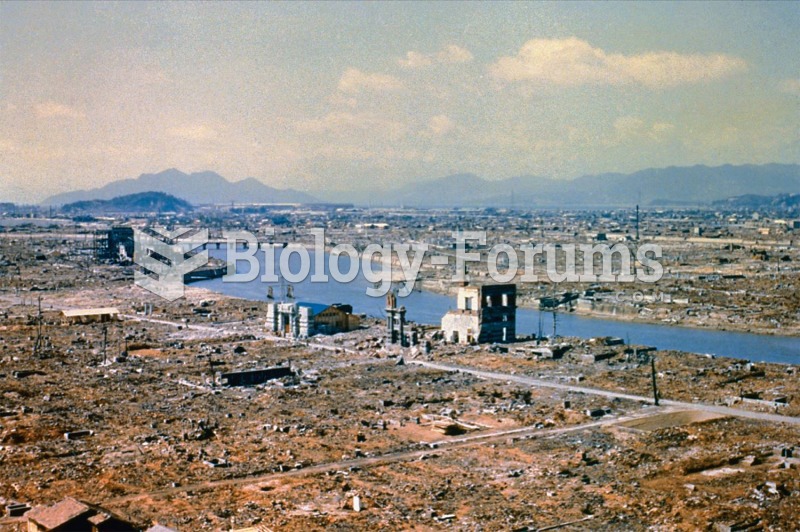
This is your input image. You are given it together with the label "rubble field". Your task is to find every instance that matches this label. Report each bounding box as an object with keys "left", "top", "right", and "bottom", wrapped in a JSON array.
[{"left": 1, "top": 232, "right": 799, "bottom": 530}]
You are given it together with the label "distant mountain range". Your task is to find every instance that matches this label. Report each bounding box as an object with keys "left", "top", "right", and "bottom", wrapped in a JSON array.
[
  {"left": 40, "top": 163, "right": 799, "bottom": 208},
  {"left": 372, "top": 163, "right": 800, "bottom": 207},
  {"left": 43, "top": 169, "right": 317, "bottom": 206},
  {"left": 712, "top": 193, "right": 800, "bottom": 211},
  {"left": 62, "top": 192, "right": 193, "bottom": 213}
]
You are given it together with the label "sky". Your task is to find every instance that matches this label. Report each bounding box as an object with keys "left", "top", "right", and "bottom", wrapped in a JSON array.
[{"left": 0, "top": 1, "right": 798, "bottom": 203}]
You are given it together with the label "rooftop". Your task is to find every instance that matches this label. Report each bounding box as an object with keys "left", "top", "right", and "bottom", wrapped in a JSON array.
[
  {"left": 61, "top": 307, "right": 120, "bottom": 317},
  {"left": 26, "top": 497, "right": 91, "bottom": 529}
]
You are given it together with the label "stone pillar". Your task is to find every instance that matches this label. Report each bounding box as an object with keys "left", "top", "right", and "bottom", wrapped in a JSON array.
[
  {"left": 387, "top": 311, "right": 395, "bottom": 344},
  {"left": 398, "top": 307, "right": 406, "bottom": 347}
]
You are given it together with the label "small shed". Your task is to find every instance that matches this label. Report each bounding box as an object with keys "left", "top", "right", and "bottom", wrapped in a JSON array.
[{"left": 61, "top": 308, "right": 120, "bottom": 324}]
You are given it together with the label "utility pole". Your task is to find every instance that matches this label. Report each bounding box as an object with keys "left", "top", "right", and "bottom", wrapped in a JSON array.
[
  {"left": 102, "top": 324, "right": 108, "bottom": 365},
  {"left": 117, "top": 323, "right": 122, "bottom": 359},
  {"left": 633, "top": 205, "right": 641, "bottom": 278},
  {"left": 551, "top": 284, "right": 558, "bottom": 339},
  {"left": 650, "top": 355, "right": 660, "bottom": 406},
  {"left": 37, "top": 295, "right": 42, "bottom": 344},
  {"left": 552, "top": 307, "right": 557, "bottom": 339},
  {"left": 537, "top": 307, "right": 543, "bottom": 344},
  {"left": 32, "top": 296, "right": 43, "bottom": 358}
]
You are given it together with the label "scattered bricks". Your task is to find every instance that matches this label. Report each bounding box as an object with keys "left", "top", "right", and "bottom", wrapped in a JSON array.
[{"left": 3, "top": 224, "right": 800, "bottom": 531}]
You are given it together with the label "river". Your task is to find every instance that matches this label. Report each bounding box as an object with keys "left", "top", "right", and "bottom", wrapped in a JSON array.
[{"left": 193, "top": 246, "right": 800, "bottom": 365}]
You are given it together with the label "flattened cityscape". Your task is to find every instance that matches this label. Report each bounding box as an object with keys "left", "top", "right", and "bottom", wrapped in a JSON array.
[
  {"left": 0, "top": 193, "right": 799, "bottom": 530},
  {"left": 2, "top": 2, "right": 800, "bottom": 530}
]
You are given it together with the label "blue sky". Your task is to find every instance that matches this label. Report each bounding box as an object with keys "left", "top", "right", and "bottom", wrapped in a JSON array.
[{"left": 1, "top": 1, "right": 798, "bottom": 202}]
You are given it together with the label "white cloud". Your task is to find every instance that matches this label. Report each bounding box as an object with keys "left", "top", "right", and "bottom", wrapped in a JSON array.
[
  {"left": 338, "top": 68, "right": 402, "bottom": 93},
  {"left": 167, "top": 124, "right": 218, "bottom": 141},
  {"left": 294, "top": 111, "right": 412, "bottom": 166},
  {"left": 437, "top": 45, "right": 473, "bottom": 64},
  {"left": 34, "top": 101, "right": 84, "bottom": 119},
  {"left": 613, "top": 116, "right": 646, "bottom": 136},
  {"left": 327, "top": 93, "right": 359, "bottom": 108},
  {"left": 398, "top": 51, "right": 433, "bottom": 69},
  {"left": 296, "top": 111, "right": 407, "bottom": 139},
  {"left": 427, "top": 115, "right": 455, "bottom": 136},
  {"left": 613, "top": 116, "right": 675, "bottom": 143},
  {"left": 398, "top": 45, "right": 473, "bottom": 68},
  {"left": 779, "top": 78, "right": 800, "bottom": 95},
  {"left": 490, "top": 37, "right": 747, "bottom": 88},
  {"left": 651, "top": 122, "right": 675, "bottom": 136}
]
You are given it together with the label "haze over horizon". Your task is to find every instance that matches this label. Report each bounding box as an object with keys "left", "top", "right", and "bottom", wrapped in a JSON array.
[{"left": 1, "top": 1, "right": 799, "bottom": 203}]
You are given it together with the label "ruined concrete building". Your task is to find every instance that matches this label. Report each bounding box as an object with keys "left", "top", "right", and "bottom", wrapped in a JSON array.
[
  {"left": 219, "top": 366, "right": 294, "bottom": 386},
  {"left": 94, "top": 226, "right": 134, "bottom": 262},
  {"left": 265, "top": 301, "right": 359, "bottom": 338},
  {"left": 442, "top": 284, "right": 516, "bottom": 344},
  {"left": 385, "top": 292, "right": 407, "bottom": 346}
]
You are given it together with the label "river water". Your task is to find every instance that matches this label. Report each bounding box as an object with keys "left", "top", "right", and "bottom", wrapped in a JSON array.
[{"left": 193, "top": 246, "right": 800, "bottom": 365}]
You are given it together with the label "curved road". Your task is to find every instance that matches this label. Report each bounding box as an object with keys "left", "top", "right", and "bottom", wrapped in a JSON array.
[
  {"left": 101, "top": 357, "right": 800, "bottom": 508},
  {"left": 104, "top": 408, "right": 665, "bottom": 507},
  {"left": 408, "top": 359, "right": 800, "bottom": 426}
]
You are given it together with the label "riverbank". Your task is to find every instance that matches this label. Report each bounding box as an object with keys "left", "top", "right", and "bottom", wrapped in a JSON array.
[
  {"left": 215, "top": 243, "right": 800, "bottom": 339},
  {"left": 416, "top": 278, "right": 800, "bottom": 338}
]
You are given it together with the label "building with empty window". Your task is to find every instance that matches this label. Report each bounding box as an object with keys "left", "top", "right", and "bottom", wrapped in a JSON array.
[
  {"left": 265, "top": 302, "right": 360, "bottom": 338},
  {"left": 441, "top": 284, "right": 516, "bottom": 344}
]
